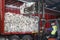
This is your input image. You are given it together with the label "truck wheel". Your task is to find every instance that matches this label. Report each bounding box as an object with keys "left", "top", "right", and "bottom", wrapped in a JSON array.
[
  {"left": 22, "top": 35, "right": 33, "bottom": 40},
  {"left": 9, "top": 35, "right": 20, "bottom": 40}
]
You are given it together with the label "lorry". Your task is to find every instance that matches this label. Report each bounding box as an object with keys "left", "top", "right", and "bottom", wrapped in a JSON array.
[{"left": 0, "top": 0, "right": 60, "bottom": 40}]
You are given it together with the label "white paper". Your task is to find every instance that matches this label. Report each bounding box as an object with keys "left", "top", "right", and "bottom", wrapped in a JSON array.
[{"left": 4, "top": 12, "right": 39, "bottom": 33}]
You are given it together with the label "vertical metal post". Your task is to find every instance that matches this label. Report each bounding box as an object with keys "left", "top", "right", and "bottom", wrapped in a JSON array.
[
  {"left": 35, "top": 1, "right": 45, "bottom": 40},
  {"left": 39, "top": 0, "right": 46, "bottom": 40},
  {"left": 35, "top": 1, "right": 41, "bottom": 40},
  {"left": 41, "top": 0, "right": 45, "bottom": 19}
]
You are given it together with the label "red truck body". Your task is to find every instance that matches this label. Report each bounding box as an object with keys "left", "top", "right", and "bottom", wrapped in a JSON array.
[{"left": 0, "top": 0, "right": 57, "bottom": 35}]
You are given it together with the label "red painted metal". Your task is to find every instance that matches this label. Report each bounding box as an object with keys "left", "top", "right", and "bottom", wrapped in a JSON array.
[
  {"left": 2, "top": 32, "right": 33, "bottom": 35},
  {"left": 48, "top": 38, "right": 56, "bottom": 40},
  {"left": 0, "top": 0, "right": 5, "bottom": 34}
]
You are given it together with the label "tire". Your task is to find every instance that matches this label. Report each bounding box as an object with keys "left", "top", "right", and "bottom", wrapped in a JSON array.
[
  {"left": 22, "top": 35, "right": 33, "bottom": 40},
  {"left": 9, "top": 35, "right": 20, "bottom": 40},
  {"left": 0, "top": 37, "right": 5, "bottom": 40}
]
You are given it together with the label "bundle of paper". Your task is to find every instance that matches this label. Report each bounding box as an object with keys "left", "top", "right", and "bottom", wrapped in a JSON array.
[
  {"left": 20, "top": 2, "right": 36, "bottom": 14},
  {"left": 4, "top": 12, "right": 39, "bottom": 33}
]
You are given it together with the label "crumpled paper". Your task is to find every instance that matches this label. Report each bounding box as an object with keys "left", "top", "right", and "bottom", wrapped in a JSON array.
[
  {"left": 4, "top": 12, "right": 39, "bottom": 33},
  {"left": 20, "top": 2, "right": 36, "bottom": 14}
]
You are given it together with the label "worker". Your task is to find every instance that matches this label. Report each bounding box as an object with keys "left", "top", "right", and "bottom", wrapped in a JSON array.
[{"left": 50, "top": 22, "right": 58, "bottom": 38}]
